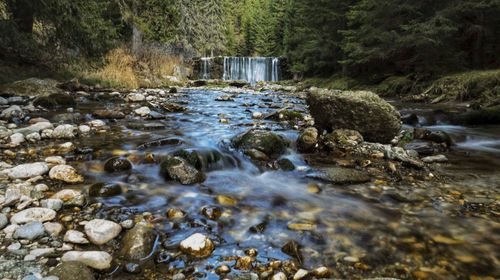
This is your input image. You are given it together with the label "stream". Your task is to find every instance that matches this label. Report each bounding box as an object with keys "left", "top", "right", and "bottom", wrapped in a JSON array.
[{"left": 55, "top": 88, "right": 498, "bottom": 279}]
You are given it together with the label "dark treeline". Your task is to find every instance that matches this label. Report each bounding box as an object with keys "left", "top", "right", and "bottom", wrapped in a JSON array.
[{"left": 1, "top": 0, "right": 499, "bottom": 80}]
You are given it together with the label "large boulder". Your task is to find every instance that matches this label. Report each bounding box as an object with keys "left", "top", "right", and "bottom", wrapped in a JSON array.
[
  {"left": 307, "top": 88, "right": 401, "bottom": 143},
  {"left": 231, "top": 129, "right": 289, "bottom": 158},
  {"left": 0, "top": 78, "right": 62, "bottom": 96}
]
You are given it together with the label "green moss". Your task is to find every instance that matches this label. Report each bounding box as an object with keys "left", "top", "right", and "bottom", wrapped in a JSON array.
[
  {"left": 281, "top": 110, "right": 304, "bottom": 122},
  {"left": 376, "top": 76, "right": 414, "bottom": 97}
]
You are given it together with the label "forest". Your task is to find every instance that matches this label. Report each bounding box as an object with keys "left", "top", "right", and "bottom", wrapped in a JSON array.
[
  {"left": 0, "top": 1, "right": 499, "bottom": 280},
  {"left": 1, "top": 0, "right": 499, "bottom": 81}
]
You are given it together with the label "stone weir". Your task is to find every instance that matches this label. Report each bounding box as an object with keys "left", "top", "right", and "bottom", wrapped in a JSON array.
[{"left": 192, "top": 56, "right": 291, "bottom": 83}]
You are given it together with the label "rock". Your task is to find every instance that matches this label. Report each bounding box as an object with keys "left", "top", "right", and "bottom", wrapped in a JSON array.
[
  {"left": 13, "top": 221, "right": 45, "bottom": 240},
  {"left": 0, "top": 96, "right": 8, "bottom": 105},
  {"left": 422, "top": 154, "right": 448, "bottom": 163},
  {"left": 0, "top": 213, "right": 8, "bottom": 230},
  {"left": 313, "top": 267, "right": 330, "bottom": 278},
  {"left": 50, "top": 189, "right": 85, "bottom": 206},
  {"left": 455, "top": 105, "right": 500, "bottom": 125},
  {"left": 311, "top": 167, "right": 371, "bottom": 184},
  {"left": 0, "top": 78, "right": 62, "bottom": 97},
  {"left": 404, "top": 141, "right": 437, "bottom": 156},
  {"left": 297, "top": 127, "right": 318, "bottom": 153},
  {"left": 277, "top": 158, "right": 295, "bottom": 171},
  {"left": 244, "top": 149, "right": 269, "bottom": 161},
  {"left": 179, "top": 233, "right": 215, "bottom": 258},
  {"left": 33, "top": 93, "right": 75, "bottom": 109},
  {"left": 88, "top": 183, "right": 122, "bottom": 197},
  {"left": 104, "top": 157, "right": 133, "bottom": 173},
  {"left": 49, "top": 165, "right": 84, "bottom": 183},
  {"left": 52, "top": 124, "right": 77, "bottom": 139},
  {"left": 307, "top": 88, "right": 401, "bottom": 143},
  {"left": 45, "top": 156, "right": 66, "bottom": 165},
  {"left": 10, "top": 132, "right": 25, "bottom": 145},
  {"left": 43, "top": 222, "right": 63, "bottom": 236},
  {"left": 120, "top": 222, "right": 155, "bottom": 261},
  {"left": 26, "top": 132, "right": 41, "bottom": 143},
  {"left": 159, "top": 156, "right": 205, "bottom": 185},
  {"left": 272, "top": 272, "right": 287, "bottom": 280},
  {"left": 92, "top": 110, "right": 125, "bottom": 119},
  {"left": 252, "top": 112, "right": 263, "bottom": 119},
  {"left": 64, "top": 230, "right": 89, "bottom": 244},
  {"left": 1, "top": 105, "right": 24, "bottom": 119},
  {"left": 61, "top": 251, "right": 112, "bottom": 270},
  {"left": 50, "top": 261, "right": 95, "bottom": 280},
  {"left": 124, "top": 263, "right": 141, "bottom": 274},
  {"left": 281, "top": 240, "right": 302, "bottom": 263},
  {"left": 215, "top": 95, "right": 234, "bottom": 101},
  {"left": 293, "top": 269, "right": 309, "bottom": 280},
  {"left": 232, "top": 129, "right": 288, "bottom": 158},
  {"left": 402, "top": 113, "right": 419, "bottom": 126},
  {"left": 201, "top": 206, "right": 222, "bottom": 220},
  {"left": 11, "top": 208, "right": 56, "bottom": 224},
  {"left": 5, "top": 162, "right": 49, "bottom": 179},
  {"left": 134, "top": 106, "right": 151, "bottom": 116},
  {"left": 40, "top": 199, "right": 63, "bottom": 211},
  {"left": 84, "top": 219, "right": 121, "bottom": 245},
  {"left": 323, "top": 129, "right": 364, "bottom": 151},
  {"left": 127, "top": 93, "right": 145, "bottom": 102},
  {"left": 161, "top": 102, "right": 186, "bottom": 112},
  {"left": 78, "top": 125, "right": 91, "bottom": 134}
]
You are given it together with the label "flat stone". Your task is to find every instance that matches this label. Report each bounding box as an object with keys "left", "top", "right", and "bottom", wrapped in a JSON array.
[
  {"left": 61, "top": 251, "right": 112, "bottom": 270},
  {"left": 50, "top": 189, "right": 85, "bottom": 206},
  {"left": 6, "top": 163, "right": 49, "bottom": 179},
  {"left": 64, "top": 230, "right": 89, "bottom": 244},
  {"left": 13, "top": 221, "right": 45, "bottom": 240},
  {"left": 84, "top": 219, "right": 122, "bottom": 245},
  {"left": 10, "top": 208, "right": 56, "bottom": 224}
]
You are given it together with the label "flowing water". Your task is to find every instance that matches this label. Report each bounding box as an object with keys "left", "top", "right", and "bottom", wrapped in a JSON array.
[
  {"left": 222, "top": 57, "right": 280, "bottom": 85},
  {"left": 43, "top": 89, "right": 498, "bottom": 279}
]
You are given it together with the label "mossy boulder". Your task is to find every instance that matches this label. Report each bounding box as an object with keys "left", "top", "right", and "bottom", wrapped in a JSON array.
[
  {"left": 307, "top": 88, "right": 401, "bottom": 144},
  {"left": 231, "top": 129, "right": 289, "bottom": 158},
  {"left": 50, "top": 261, "right": 95, "bottom": 280},
  {"left": 0, "top": 78, "right": 63, "bottom": 96},
  {"left": 159, "top": 156, "right": 205, "bottom": 185},
  {"left": 297, "top": 127, "right": 318, "bottom": 153},
  {"left": 33, "top": 93, "right": 75, "bottom": 109}
]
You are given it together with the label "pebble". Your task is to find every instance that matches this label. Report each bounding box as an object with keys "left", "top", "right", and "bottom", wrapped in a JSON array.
[
  {"left": 61, "top": 251, "right": 112, "bottom": 270},
  {"left": 179, "top": 233, "right": 215, "bottom": 258},
  {"left": 52, "top": 124, "right": 77, "bottom": 138},
  {"left": 50, "top": 189, "right": 85, "bottom": 206},
  {"left": 64, "top": 230, "right": 89, "bottom": 244},
  {"left": 49, "top": 165, "right": 84, "bottom": 183},
  {"left": 272, "top": 272, "right": 287, "bottom": 280},
  {"left": 10, "top": 208, "right": 56, "bottom": 224},
  {"left": 0, "top": 213, "right": 8, "bottom": 229},
  {"left": 293, "top": 269, "right": 309, "bottom": 280},
  {"left": 45, "top": 156, "right": 66, "bottom": 165},
  {"left": 40, "top": 199, "right": 63, "bottom": 211},
  {"left": 120, "top": 219, "right": 134, "bottom": 229},
  {"left": 134, "top": 106, "right": 151, "bottom": 116},
  {"left": 43, "top": 222, "right": 63, "bottom": 236},
  {"left": 84, "top": 219, "right": 122, "bottom": 245},
  {"left": 7, "top": 242, "right": 21, "bottom": 251},
  {"left": 13, "top": 221, "right": 45, "bottom": 240},
  {"left": 5, "top": 163, "right": 49, "bottom": 179},
  {"left": 78, "top": 125, "right": 91, "bottom": 134},
  {"left": 127, "top": 93, "right": 145, "bottom": 102}
]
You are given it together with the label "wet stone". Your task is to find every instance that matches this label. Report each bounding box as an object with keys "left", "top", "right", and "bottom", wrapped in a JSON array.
[
  {"left": 159, "top": 156, "right": 205, "bottom": 185},
  {"left": 124, "top": 263, "right": 142, "bottom": 274},
  {"left": 311, "top": 167, "right": 371, "bottom": 184},
  {"left": 201, "top": 206, "right": 222, "bottom": 220},
  {"left": 179, "top": 233, "right": 214, "bottom": 258},
  {"left": 120, "top": 222, "right": 155, "bottom": 261},
  {"left": 104, "top": 157, "right": 133, "bottom": 173},
  {"left": 88, "top": 183, "right": 123, "bottom": 197},
  {"left": 50, "top": 261, "right": 95, "bottom": 280}
]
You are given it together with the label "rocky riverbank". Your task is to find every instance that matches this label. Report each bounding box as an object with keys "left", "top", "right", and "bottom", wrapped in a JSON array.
[{"left": 0, "top": 78, "right": 498, "bottom": 280}]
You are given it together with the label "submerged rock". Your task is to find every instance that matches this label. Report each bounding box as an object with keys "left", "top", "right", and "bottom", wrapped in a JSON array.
[
  {"left": 88, "top": 183, "right": 122, "bottom": 197},
  {"left": 61, "top": 251, "right": 112, "bottom": 270},
  {"left": 50, "top": 261, "right": 95, "bottom": 280},
  {"left": 104, "top": 157, "right": 133, "bottom": 173},
  {"left": 297, "top": 127, "right": 318, "bottom": 153},
  {"left": 232, "top": 129, "right": 288, "bottom": 158},
  {"left": 120, "top": 222, "right": 155, "bottom": 261},
  {"left": 159, "top": 156, "right": 205, "bottom": 185},
  {"left": 307, "top": 88, "right": 401, "bottom": 143},
  {"left": 311, "top": 167, "right": 371, "bottom": 184},
  {"left": 179, "top": 233, "right": 215, "bottom": 258}
]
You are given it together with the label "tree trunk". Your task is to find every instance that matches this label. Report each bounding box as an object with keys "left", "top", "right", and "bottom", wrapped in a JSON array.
[{"left": 131, "top": 0, "right": 142, "bottom": 56}]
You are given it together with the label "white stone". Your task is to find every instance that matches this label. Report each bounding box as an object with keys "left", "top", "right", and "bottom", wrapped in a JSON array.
[
  {"left": 26, "top": 132, "right": 41, "bottom": 143},
  {"left": 134, "top": 106, "right": 151, "bottom": 116},
  {"left": 44, "top": 222, "right": 63, "bottom": 236},
  {"left": 179, "top": 233, "right": 214, "bottom": 258},
  {"left": 127, "top": 93, "right": 145, "bottom": 102},
  {"left": 293, "top": 269, "right": 309, "bottom": 280},
  {"left": 64, "top": 230, "right": 89, "bottom": 244},
  {"left": 41, "top": 129, "right": 53, "bottom": 138},
  {"left": 49, "top": 165, "right": 84, "bottom": 183},
  {"left": 52, "top": 124, "right": 76, "bottom": 139},
  {"left": 5, "top": 162, "right": 49, "bottom": 179},
  {"left": 9, "top": 132, "right": 25, "bottom": 146},
  {"left": 84, "top": 219, "right": 121, "bottom": 245},
  {"left": 78, "top": 125, "right": 91, "bottom": 134},
  {"left": 88, "top": 120, "right": 106, "bottom": 128},
  {"left": 272, "top": 272, "right": 287, "bottom": 280},
  {"left": 61, "top": 251, "right": 112, "bottom": 270},
  {"left": 252, "top": 112, "right": 263, "bottom": 119},
  {"left": 10, "top": 207, "right": 56, "bottom": 224},
  {"left": 40, "top": 199, "right": 63, "bottom": 211},
  {"left": 45, "top": 156, "right": 66, "bottom": 165}
]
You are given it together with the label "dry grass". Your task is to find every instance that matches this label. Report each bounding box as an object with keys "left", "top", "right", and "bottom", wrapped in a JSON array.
[{"left": 85, "top": 46, "right": 186, "bottom": 89}]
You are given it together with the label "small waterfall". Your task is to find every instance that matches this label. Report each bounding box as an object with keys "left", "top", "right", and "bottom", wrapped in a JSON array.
[
  {"left": 223, "top": 57, "right": 280, "bottom": 85},
  {"left": 200, "top": 57, "right": 212, "bottom": 79}
]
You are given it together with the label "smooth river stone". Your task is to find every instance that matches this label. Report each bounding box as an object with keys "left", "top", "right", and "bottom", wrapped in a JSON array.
[
  {"left": 84, "top": 219, "right": 122, "bottom": 245},
  {"left": 10, "top": 208, "right": 56, "bottom": 224},
  {"left": 61, "top": 251, "right": 112, "bottom": 270}
]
